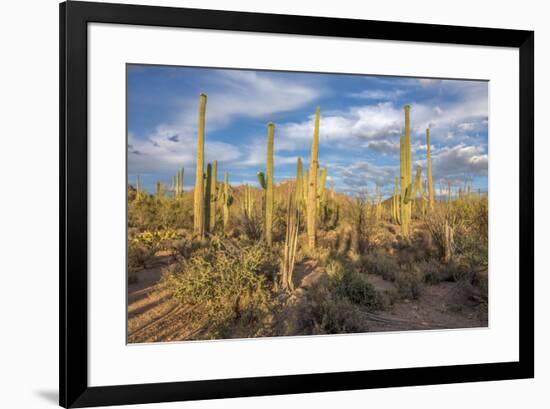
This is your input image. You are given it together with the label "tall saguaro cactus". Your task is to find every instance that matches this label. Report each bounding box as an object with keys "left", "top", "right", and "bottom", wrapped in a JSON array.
[
  {"left": 295, "top": 157, "right": 303, "bottom": 211},
  {"left": 302, "top": 169, "right": 309, "bottom": 206},
  {"left": 242, "top": 184, "right": 254, "bottom": 218},
  {"left": 193, "top": 93, "right": 207, "bottom": 238},
  {"left": 426, "top": 128, "right": 435, "bottom": 210},
  {"left": 221, "top": 172, "right": 233, "bottom": 232},
  {"left": 399, "top": 104, "right": 413, "bottom": 237},
  {"left": 210, "top": 161, "right": 217, "bottom": 230},
  {"left": 265, "top": 122, "right": 275, "bottom": 246},
  {"left": 307, "top": 107, "right": 321, "bottom": 249},
  {"left": 204, "top": 163, "right": 213, "bottom": 233},
  {"left": 392, "top": 176, "right": 401, "bottom": 224}
]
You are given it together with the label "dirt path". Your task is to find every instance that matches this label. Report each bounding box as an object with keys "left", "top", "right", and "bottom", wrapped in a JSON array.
[
  {"left": 292, "top": 259, "right": 325, "bottom": 289},
  {"left": 365, "top": 275, "right": 487, "bottom": 332},
  {"left": 127, "top": 256, "right": 206, "bottom": 343}
]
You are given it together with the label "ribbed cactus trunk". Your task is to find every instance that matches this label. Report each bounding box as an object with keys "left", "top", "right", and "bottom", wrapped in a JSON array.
[
  {"left": 426, "top": 128, "right": 435, "bottom": 210},
  {"left": 210, "top": 161, "right": 217, "bottom": 230},
  {"left": 307, "top": 107, "right": 320, "bottom": 250},
  {"left": 222, "top": 172, "right": 232, "bottom": 232},
  {"left": 136, "top": 175, "right": 141, "bottom": 198},
  {"left": 265, "top": 122, "right": 275, "bottom": 246},
  {"left": 204, "top": 163, "right": 212, "bottom": 233},
  {"left": 393, "top": 176, "right": 401, "bottom": 224},
  {"left": 193, "top": 93, "right": 207, "bottom": 238},
  {"left": 295, "top": 157, "right": 303, "bottom": 210},
  {"left": 400, "top": 104, "right": 412, "bottom": 237},
  {"left": 303, "top": 169, "right": 309, "bottom": 206},
  {"left": 242, "top": 184, "right": 254, "bottom": 218}
]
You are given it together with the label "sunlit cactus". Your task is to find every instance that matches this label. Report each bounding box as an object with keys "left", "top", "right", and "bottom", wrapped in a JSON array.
[
  {"left": 221, "top": 171, "right": 233, "bottom": 232},
  {"left": 204, "top": 163, "right": 213, "bottom": 233},
  {"left": 295, "top": 157, "right": 304, "bottom": 211},
  {"left": 302, "top": 169, "right": 309, "bottom": 206},
  {"left": 307, "top": 107, "right": 320, "bottom": 249},
  {"left": 193, "top": 93, "right": 207, "bottom": 238},
  {"left": 426, "top": 128, "right": 435, "bottom": 210},
  {"left": 210, "top": 161, "right": 217, "bottom": 230},
  {"left": 242, "top": 183, "right": 254, "bottom": 218},
  {"left": 392, "top": 176, "right": 401, "bottom": 224},
  {"left": 399, "top": 104, "right": 421, "bottom": 237},
  {"left": 265, "top": 122, "right": 275, "bottom": 246}
]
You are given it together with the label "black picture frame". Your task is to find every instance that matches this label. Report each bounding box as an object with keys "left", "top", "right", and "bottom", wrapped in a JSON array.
[{"left": 60, "top": 1, "right": 534, "bottom": 407}]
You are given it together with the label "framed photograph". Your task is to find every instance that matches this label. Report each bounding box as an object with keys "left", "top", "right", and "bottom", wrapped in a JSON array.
[{"left": 60, "top": 1, "right": 534, "bottom": 407}]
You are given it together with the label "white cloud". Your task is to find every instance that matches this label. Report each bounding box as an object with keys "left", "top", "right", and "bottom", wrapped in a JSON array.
[
  {"left": 349, "top": 89, "right": 405, "bottom": 100},
  {"left": 432, "top": 143, "right": 488, "bottom": 180}
]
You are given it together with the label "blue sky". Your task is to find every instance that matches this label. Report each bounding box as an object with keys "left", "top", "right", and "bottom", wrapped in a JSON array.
[{"left": 127, "top": 64, "right": 488, "bottom": 197}]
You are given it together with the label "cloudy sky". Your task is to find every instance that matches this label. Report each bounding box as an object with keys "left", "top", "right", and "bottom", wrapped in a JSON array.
[{"left": 127, "top": 64, "right": 488, "bottom": 197}]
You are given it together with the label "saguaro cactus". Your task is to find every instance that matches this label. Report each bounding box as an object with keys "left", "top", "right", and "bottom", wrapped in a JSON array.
[
  {"left": 392, "top": 176, "right": 401, "bottom": 224},
  {"left": 307, "top": 107, "right": 321, "bottom": 249},
  {"left": 426, "top": 128, "right": 435, "bottom": 210},
  {"left": 193, "top": 93, "right": 207, "bottom": 238},
  {"left": 204, "top": 163, "right": 213, "bottom": 233},
  {"left": 210, "top": 161, "right": 217, "bottom": 230},
  {"left": 221, "top": 172, "right": 233, "bottom": 231},
  {"left": 399, "top": 105, "right": 414, "bottom": 237},
  {"left": 242, "top": 184, "right": 254, "bottom": 218},
  {"left": 135, "top": 175, "right": 141, "bottom": 199},
  {"left": 265, "top": 122, "right": 275, "bottom": 246},
  {"left": 281, "top": 186, "right": 299, "bottom": 291},
  {"left": 295, "top": 157, "right": 303, "bottom": 211},
  {"left": 302, "top": 169, "right": 309, "bottom": 206}
]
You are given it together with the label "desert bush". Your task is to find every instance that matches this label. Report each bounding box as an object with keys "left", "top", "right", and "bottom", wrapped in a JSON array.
[
  {"left": 394, "top": 269, "right": 423, "bottom": 300},
  {"left": 325, "top": 257, "right": 346, "bottom": 282},
  {"left": 339, "top": 270, "right": 381, "bottom": 310},
  {"left": 238, "top": 212, "right": 263, "bottom": 241},
  {"left": 165, "top": 239, "right": 278, "bottom": 333},
  {"left": 128, "top": 241, "right": 153, "bottom": 273},
  {"left": 290, "top": 278, "right": 369, "bottom": 335},
  {"left": 416, "top": 258, "right": 452, "bottom": 284},
  {"left": 360, "top": 248, "right": 400, "bottom": 281}
]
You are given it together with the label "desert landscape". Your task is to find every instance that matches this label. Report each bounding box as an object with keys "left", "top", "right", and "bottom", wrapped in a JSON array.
[{"left": 127, "top": 77, "right": 488, "bottom": 342}]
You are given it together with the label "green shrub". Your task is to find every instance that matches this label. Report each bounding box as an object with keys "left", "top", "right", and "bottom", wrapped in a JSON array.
[
  {"left": 394, "top": 269, "right": 423, "bottom": 300},
  {"left": 325, "top": 257, "right": 345, "bottom": 282},
  {"left": 291, "top": 279, "right": 369, "bottom": 335},
  {"left": 360, "top": 249, "right": 400, "bottom": 281},
  {"left": 339, "top": 270, "right": 381, "bottom": 310},
  {"left": 128, "top": 241, "right": 153, "bottom": 272},
  {"left": 165, "top": 239, "right": 277, "bottom": 333},
  {"left": 416, "top": 258, "right": 454, "bottom": 284}
]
